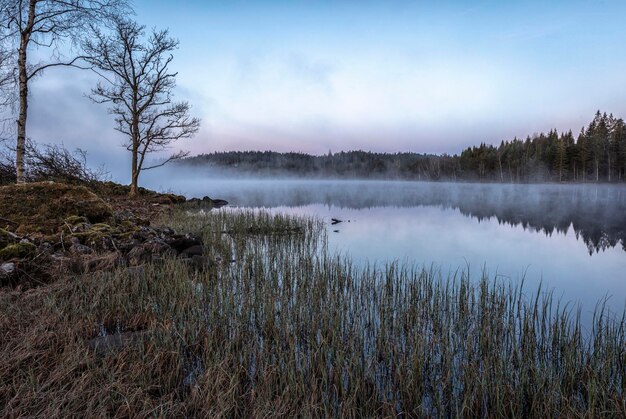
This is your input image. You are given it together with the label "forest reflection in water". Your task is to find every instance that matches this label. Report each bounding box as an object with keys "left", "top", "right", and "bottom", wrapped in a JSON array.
[{"left": 166, "top": 179, "right": 626, "bottom": 255}]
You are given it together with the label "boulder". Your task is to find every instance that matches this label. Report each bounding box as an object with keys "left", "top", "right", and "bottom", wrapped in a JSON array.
[
  {"left": 187, "top": 196, "right": 228, "bottom": 207},
  {"left": 0, "top": 262, "right": 15, "bottom": 277},
  {"left": 168, "top": 236, "right": 202, "bottom": 253}
]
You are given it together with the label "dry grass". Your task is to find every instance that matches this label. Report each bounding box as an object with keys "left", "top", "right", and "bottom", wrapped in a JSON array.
[{"left": 0, "top": 208, "right": 624, "bottom": 417}]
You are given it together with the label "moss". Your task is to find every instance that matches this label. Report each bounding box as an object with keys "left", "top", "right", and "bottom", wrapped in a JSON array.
[
  {"left": 0, "top": 228, "right": 16, "bottom": 249},
  {"left": 120, "top": 220, "right": 141, "bottom": 232},
  {"left": 90, "top": 223, "right": 118, "bottom": 233},
  {"left": 0, "top": 242, "right": 36, "bottom": 260},
  {"left": 68, "top": 223, "right": 123, "bottom": 249},
  {"left": 0, "top": 182, "right": 112, "bottom": 234},
  {"left": 65, "top": 215, "right": 90, "bottom": 226}
]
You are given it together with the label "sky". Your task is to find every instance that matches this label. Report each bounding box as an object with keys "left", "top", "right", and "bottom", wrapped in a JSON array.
[{"left": 21, "top": 0, "right": 626, "bottom": 179}]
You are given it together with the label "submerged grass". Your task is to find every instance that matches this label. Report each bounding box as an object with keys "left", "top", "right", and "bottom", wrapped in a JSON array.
[{"left": 1, "top": 208, "right": 624, "bottom": 417}]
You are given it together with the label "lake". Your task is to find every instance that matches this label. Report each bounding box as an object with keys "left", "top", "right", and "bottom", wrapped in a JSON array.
[{"left": 146, "top": 177, "right": 626, "bottom": 320}]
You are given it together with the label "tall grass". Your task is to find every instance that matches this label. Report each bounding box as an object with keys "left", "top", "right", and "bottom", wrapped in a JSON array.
[{"left": 1, "top": 208, "right": 624, "bottom": 417}]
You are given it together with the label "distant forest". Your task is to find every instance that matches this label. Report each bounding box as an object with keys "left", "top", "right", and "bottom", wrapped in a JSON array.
[{"left": 181, "top": 111, "right": 626, "bottom": 182}]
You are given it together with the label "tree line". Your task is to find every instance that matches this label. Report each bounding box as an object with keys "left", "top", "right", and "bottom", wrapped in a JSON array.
[
  {"left": 182, "top": 111, "right": 626, "bottom": 183},
  {"left": 461, "top": 111, "right": 626, "bottom": 182}
]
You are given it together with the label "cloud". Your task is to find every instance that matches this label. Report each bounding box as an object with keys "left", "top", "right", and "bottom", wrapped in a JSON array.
[{"left": 10, "top": 0, "right": 626, "bottom": 178}]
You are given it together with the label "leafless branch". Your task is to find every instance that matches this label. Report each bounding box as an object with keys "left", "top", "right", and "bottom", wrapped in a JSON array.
[
  {"left": 142, "top": 150, "right": 190, "bottom": 171},
  {"left": 84, "top": 18, "right": 200, "bottom": 194}
]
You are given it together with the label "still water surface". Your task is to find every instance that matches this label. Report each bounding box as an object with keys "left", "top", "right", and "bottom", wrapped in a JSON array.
[{"left": 148, "top": 178, "right": 626, "bottom": 317}]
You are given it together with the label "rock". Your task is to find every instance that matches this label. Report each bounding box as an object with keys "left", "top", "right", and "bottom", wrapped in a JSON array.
[
  {"left": 37, "top": 242, "right": 54, "bottom": 254},
  {"left": 188, "top": 196, "right": 228, "bottom": 207},
  {"left": 158, "top": 226, "right": 176, "bottom": 237},
  {"left": 180, "top": 245, "right": 203, "bottom": 258},
  {"left": 168, "top": 236, "right": 202, "bottom": 253},
  {"left": 0, "top": 262, "right": 15, "bottom": 277},
  {"left": 211, "top": 199, "right": 228, "bottom": 207},
  {"left": 50, "top": 252, "right": 71, "bottom": 263},
  {"left": 70, "top": 243, "right": 93, "bottom": 255}
]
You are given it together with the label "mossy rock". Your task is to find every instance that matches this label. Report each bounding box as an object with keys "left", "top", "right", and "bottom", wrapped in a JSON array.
[
  {"left": 0, "top": 242, "right": 36, "bottom": 260},
  {"left": 68, "top": 223, "right": 122, "bottom": 249},
  {"left": 0, "top": 182, "right": 112, "bottom": 234},
  {"left": 0, "top": 228, "right": 16, "bottom": 249}
]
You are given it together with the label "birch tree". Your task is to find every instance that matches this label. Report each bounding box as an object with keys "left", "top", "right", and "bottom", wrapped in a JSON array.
[{"left": 83, "top": 19, "right": 200, "bottom": 196}]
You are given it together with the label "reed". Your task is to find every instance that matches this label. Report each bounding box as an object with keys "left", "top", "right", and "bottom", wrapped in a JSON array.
[{"left": 1, "top": 208, "right": 624, "bottom": 417}]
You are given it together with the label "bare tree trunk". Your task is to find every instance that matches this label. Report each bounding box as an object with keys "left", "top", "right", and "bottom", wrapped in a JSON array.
[
  {"left": 130, "top": 145, "right": 139, "bottom": 196},
  {"left": 16, "top": 44, "right": 28, "bottom": 184},
  {"left": 129, "top": 111, "right": 140, "bottom": 196},
  {"left": 15, "top": 0, "right": 36, "bottom": 184}
]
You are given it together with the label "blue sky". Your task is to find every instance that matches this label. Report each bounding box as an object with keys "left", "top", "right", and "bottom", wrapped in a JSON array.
[{"left": 26, "top": 0, "right": 626, "bottom": 175}]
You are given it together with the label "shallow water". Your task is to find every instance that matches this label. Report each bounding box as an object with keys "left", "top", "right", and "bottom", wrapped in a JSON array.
[{"left": 147, "top": 177, "right": 626, "bottom": 317}]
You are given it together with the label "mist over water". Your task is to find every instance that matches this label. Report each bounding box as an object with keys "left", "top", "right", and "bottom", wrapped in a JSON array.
[{"left": 144, "top": 172, "right": 626, "bottom": 321}]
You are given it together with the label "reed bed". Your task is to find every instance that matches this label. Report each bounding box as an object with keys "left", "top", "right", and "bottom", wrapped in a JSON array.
[{"left": 1, "top": 209, "right": 624, "bottom": 417}]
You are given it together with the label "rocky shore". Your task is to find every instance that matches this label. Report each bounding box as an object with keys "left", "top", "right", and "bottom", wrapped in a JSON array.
[{"left": 0, "top": 181, "right": 226, "bottom": 288}]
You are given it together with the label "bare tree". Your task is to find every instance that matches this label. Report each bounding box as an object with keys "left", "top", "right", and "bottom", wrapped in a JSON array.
[
  {"left": 0, "top": 0, "right": 129, "bottom": 184},
  {"left": 83, "top": 19, "right": 200, "bottom": 196}
]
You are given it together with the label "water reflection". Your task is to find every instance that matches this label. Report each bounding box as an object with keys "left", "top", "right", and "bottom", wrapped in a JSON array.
[{"left": 169, "top": 180, "right": 626, "bottom": 254}]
